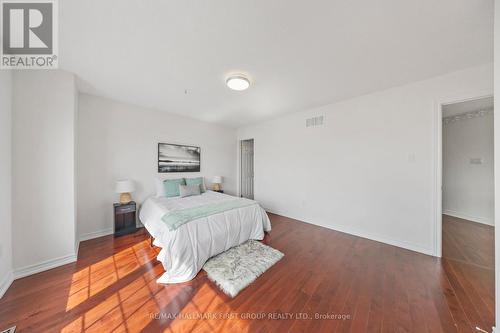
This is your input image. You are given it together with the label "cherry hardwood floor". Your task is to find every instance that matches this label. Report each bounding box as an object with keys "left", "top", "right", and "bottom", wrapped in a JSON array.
[
  {"left": 442, "top": 214, "right": 494, "bottom": 270},
  {"left": 0, "top": 213, "right": 495, "bottom": 332}
]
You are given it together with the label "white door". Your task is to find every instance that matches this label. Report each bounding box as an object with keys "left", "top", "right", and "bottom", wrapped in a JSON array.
[{"left": 240, "top": 139, "right": 254, "bottom": 199}]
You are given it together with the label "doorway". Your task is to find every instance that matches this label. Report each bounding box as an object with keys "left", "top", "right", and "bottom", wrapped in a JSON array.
[
  {"left": 240, "top": 139, "right": 254, "bottom": 199},
  {"left": 440, "top": 96, "right": 494, "bottom": 330}
]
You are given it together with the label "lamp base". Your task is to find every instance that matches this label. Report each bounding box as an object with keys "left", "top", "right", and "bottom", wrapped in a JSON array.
[
  {"left": 213, "top": 184, "right": 221, "bottom": 191},
  {"left": 120, "top": 193, "right": 132, "bottom": 204}
]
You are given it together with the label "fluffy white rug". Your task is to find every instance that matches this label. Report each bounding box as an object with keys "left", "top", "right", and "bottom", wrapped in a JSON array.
[{"left": 203, "top": 240, "right": 284, "bottom": 297}]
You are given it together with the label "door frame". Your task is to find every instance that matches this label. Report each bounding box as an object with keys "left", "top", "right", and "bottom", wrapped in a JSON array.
[
  {"left": 238, "top": 138, "right": 255, "bottom": 198},
  {"left": 433, "top": 90, "right": 493, "bottom": 258}
]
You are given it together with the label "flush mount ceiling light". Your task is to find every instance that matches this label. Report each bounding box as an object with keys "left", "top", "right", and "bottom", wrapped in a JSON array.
[{"left": 226, "top": 75, "right": 250, "bottom": 91}]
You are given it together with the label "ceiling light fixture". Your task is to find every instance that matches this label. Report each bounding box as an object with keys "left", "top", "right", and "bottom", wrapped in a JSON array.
[{"left": 226, "top": 75, "right": 250, "bottom": 91}]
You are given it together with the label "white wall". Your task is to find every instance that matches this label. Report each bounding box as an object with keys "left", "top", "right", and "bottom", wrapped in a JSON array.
[
  {"left": 0, "top": 71, "right": 12, "bottom": 298},
  {"left": 77, "top": 94, "right": 237, "bottom": 240},
  {"left": 238, "top": 63, "right": 493, "bottom": 256},
  {"left": 443, "top": 111, "right": 494, "bottom": 225},
  {"left": 12, "top": 71, "right": 78, "bottom": 276}
]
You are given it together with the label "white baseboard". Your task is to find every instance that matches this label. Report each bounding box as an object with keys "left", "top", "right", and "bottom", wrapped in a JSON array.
[
  {"left": 2, "top": 228, "right": 110, "bottom": 295},
  {"left": 443, "top": 210, "right": 494, "bottom": 226},
  {"left": 0, "top": 271, "right": 13, "bottom": 299},
  {"left": 13, "top": 253, "right": 77, "bottom": 280},
  {"left": 266, "top": 210, "right": 435, "bottom": 257},
  {"left": 2, "top": 228, "right": 120, "bottom": 296},
  {"left": 79, "top": 228, "right": 114, "bottom": 242}
]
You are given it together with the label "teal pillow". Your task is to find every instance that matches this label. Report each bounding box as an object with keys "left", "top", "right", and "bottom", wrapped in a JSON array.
[
  {"left": 185, "top": 177, "right": 206, "bottom": 193},
  {"left": 164, "top": 178, "right": 186, "bottom": 197}
]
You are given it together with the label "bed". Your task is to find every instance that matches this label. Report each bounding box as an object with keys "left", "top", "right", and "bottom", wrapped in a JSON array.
[{"left": 139, "top": 190, "right": 272, "bottom": 284}]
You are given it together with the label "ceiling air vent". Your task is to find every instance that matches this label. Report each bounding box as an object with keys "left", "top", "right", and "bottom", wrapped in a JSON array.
[{"left": 306, "top": 115, "right": 324, "bottom": 128}]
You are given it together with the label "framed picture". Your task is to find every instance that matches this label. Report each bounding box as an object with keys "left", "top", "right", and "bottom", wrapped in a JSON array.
[{"left": 158, "top": 143, "right": 201, "bottom": 173}]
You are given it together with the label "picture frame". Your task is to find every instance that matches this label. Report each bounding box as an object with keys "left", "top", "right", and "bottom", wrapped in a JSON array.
[{"left": 158, "top": 143, "right": 201, "bottom": 173}]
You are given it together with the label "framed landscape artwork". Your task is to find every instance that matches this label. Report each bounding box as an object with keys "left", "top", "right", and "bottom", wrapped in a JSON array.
[{"left": 158, "top": 143, "right": 201, "bottom": 173}]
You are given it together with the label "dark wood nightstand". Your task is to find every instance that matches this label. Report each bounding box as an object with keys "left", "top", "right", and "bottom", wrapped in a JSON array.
[{"left": 114, "top": 202, "right": 137, "bottom": 237}]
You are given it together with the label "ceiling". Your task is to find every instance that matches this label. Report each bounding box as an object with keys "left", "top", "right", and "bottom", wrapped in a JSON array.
[
  {"left": 443, "top": 96, "right": 494, "bottom": 117},
  {"left": 60, "top": 0, "right": 494, "bottom": 127}
]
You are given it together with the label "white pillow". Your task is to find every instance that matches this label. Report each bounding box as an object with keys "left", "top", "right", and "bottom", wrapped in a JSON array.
[
  {"left": 155, "top": 178, "right": 166, "bottom": 197},
  {"left": 179, "top": 184, "right": 201, "bottom": 198}
]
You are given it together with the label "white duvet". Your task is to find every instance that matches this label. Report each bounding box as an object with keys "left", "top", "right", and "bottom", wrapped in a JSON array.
[{"left": 139, "top": 191, "right": 272, "bottom": 284}]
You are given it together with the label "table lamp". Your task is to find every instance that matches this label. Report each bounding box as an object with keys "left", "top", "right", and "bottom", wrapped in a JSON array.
[
  {"left": 115, "top": 180, "right": 135, "bottom": 204},
  {"left": 212, "top": 176, "right": 223, "bottom": 191}
]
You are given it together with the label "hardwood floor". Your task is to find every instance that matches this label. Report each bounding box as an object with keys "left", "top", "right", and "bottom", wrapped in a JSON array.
[
  {"left": 0, "top": 213, "right": 495, "bottom": 332},
  {"left": 442, "top": 214, "right": 494, "bottom": 270}
]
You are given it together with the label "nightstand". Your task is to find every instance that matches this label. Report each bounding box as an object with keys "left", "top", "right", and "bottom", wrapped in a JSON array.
[{"left": 114, "top": 201, "right": 137, "bottom": 237}]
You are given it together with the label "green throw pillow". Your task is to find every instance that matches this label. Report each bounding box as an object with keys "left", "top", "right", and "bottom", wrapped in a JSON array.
[
  {"left": 164, "top": 178, "right": 186, "bottom": 197},
  {"left": 185, "top": 177, "right": 206, "bottom": 193}
]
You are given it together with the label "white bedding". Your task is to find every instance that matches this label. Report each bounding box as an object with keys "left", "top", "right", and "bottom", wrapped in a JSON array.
[{"left": 139, "top": 191, "right": 271, "bottom": 283}]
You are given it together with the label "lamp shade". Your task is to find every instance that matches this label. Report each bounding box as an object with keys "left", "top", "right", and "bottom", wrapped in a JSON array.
[
  {"left": 212, "top": 176, "right": 223, "bottom": 184},
  {"left": 115, "top": 180, "right": 135, "bottom": 193}
]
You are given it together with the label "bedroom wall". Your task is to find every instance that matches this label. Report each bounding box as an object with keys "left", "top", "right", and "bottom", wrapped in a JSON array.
[
  {"left": 77, "top": 94, "right": 237, "bottom": 240},
  {"left": 237, "top": 63, "right": 493, "bottom": 256},
  {"left": 11, "top": 71, "right": 78, "bottom": 276},
  {"left": 0, "top": 71, "right": 12, "bottom": 298},
  {"left": 442, "top": 110, "right": 494, "bottom": 225}
]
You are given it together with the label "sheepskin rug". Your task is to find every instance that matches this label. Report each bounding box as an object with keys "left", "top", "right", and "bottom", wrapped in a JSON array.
[{"left": 203, "top": 240, "right": 284, "bottom": 297}]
